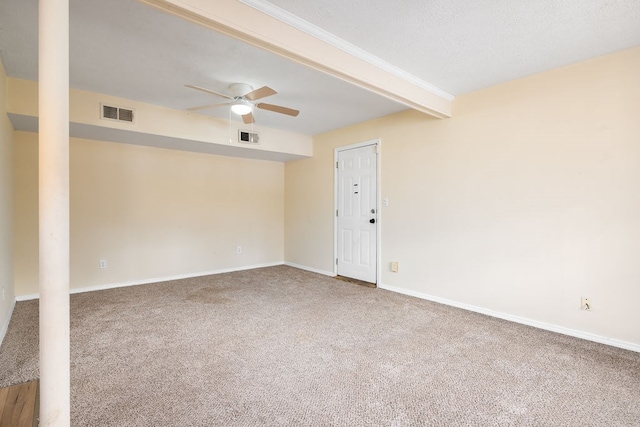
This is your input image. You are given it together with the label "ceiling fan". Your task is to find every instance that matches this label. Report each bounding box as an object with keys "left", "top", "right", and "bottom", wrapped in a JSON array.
[{"left": 185, "top": 83, "right": 300, "bottom": 124}]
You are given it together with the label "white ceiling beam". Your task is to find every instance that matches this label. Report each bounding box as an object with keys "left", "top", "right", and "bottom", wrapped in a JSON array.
[{"left": 137, "top": 0, "right": 453, "bottom": 118}]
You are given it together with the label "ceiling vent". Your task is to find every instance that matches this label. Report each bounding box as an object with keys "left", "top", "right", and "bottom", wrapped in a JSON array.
[
  {"left": 238, "top": 130, "right": 259, "bottom": 144},
  {"left": 100, "top": 103, "right": 135, "bottom": 123}
]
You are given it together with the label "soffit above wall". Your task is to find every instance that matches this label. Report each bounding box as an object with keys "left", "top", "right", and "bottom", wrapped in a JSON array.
[{"left": 9, "top": 114, "right": 308, "bottom": 163}]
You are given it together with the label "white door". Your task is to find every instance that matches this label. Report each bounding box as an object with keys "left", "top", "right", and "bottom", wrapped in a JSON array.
[{"left": 337, "top": 144, "right": 377, "bottom": 283}]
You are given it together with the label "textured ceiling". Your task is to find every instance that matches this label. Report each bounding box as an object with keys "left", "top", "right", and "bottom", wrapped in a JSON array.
[
  {"left": 0, "top": 0, "right": 407, "bottom": 135},
  {"left": 1, "top": 0, "right": 639, "bottom": 137},
  {"left": 263, "top": 0, "right": 640, "bottom": 94}
]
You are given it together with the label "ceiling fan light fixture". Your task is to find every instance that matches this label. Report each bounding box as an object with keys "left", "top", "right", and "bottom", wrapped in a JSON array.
[
  {"left": 230, "top": 100, "right": 252, "bottom": 116},
  {"left": 186, "top": 83, "right": 298, "bottom": 121}
]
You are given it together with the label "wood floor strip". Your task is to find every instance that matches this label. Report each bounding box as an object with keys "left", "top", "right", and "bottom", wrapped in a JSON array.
[
  {"left": 0, "top": 386, "right": 9, "bottom": 422},
  {"left": 0, "top": 381, "right": 38, "bottom": 427}
]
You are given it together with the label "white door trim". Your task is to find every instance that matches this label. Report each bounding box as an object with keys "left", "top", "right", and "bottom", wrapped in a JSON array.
[{"left": 334, "top": 139, "right": 382, "bottom": 284}]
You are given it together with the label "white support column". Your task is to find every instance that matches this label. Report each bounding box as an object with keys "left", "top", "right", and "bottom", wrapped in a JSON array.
[{"left": 39, "top": 0, "right": 70, "bottom": 426}]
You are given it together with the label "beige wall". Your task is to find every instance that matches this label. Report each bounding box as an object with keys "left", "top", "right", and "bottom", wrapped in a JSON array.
[
  {"left": 0, "top": 60, "right": 15, "bottom": 337},
  {"left": 14, "top": 132, "right": 284, "bottom": 296},
  {"left": 285, "top": 47, "right": 640, "bottom": 346}
]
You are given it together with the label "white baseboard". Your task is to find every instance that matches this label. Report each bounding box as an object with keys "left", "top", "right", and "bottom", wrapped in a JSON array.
[
  {"left": 15, "top": 262, "right": 285, "bottom": 301},
  {"left": 0, "top": 298, "right": 16, "bottom": 346},
  {"left": 15, "top": 293, "right": 38, "bottom": 302},
  {"left": 378, "top": 283, "right": 640, "bottom": 353},
  {"left": 284, "top": 262, "right": 335, "bottom": 277}
]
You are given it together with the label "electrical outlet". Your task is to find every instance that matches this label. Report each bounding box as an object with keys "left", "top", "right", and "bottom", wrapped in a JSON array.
[
  {"left": 236, "top": 246, "right": 242, "bottom": 254},
  {"left": 99, "top": 259, "right": 107, "bottom": 269},
  {"left": 581, "top": 297, "right": 591, "bottom": 311},
  {"left": 391, "top": 261, "right": 399, "bottom": 272}
]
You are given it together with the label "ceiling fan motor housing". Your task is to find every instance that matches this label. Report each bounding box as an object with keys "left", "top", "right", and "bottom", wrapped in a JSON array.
[{"left": 229, "top": 83, "right": 253, "bottom": 98}]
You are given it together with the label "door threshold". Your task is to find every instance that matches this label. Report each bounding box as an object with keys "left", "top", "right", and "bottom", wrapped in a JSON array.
[{"left": 335, "top": 275, "right": 377, "bottom": 288}]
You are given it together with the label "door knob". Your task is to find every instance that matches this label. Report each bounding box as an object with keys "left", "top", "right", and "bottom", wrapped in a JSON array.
[{"left": 370, "top": 218, "right": 376, "bottom": 224}]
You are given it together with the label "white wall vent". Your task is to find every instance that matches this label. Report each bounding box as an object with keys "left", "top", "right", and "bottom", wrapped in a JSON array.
[
  {"left": 238, "top": 130, "right": 259, "bottom": 144},
  {"left": 100, "top": 103, "right": 135, "bottom": 123}
]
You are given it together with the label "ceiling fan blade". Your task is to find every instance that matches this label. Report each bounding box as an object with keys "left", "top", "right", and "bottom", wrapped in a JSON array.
[
  {"left": 257, "top": 102, "right": 300, "bottom": 117},
  {"left": 185, "top": 85, "right": 233, "bottom": 100},
  {"left": 245, "top": 86, "right": 277, "bottom": 101},
  {"left": 187, "top": 102, "right": 230, "bottom": 112},
  {"left": 242, "top": 112, "right": 255, "bottom": 124}
]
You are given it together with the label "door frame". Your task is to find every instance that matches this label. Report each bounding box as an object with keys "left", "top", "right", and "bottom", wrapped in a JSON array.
[{"left": 334, "top": 139, "right": 382, "bottom": 284}]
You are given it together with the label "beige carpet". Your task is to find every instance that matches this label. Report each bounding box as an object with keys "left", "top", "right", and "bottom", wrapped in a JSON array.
[{"left": 0, "top": 265, "right": 638, "bottom": 426}]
